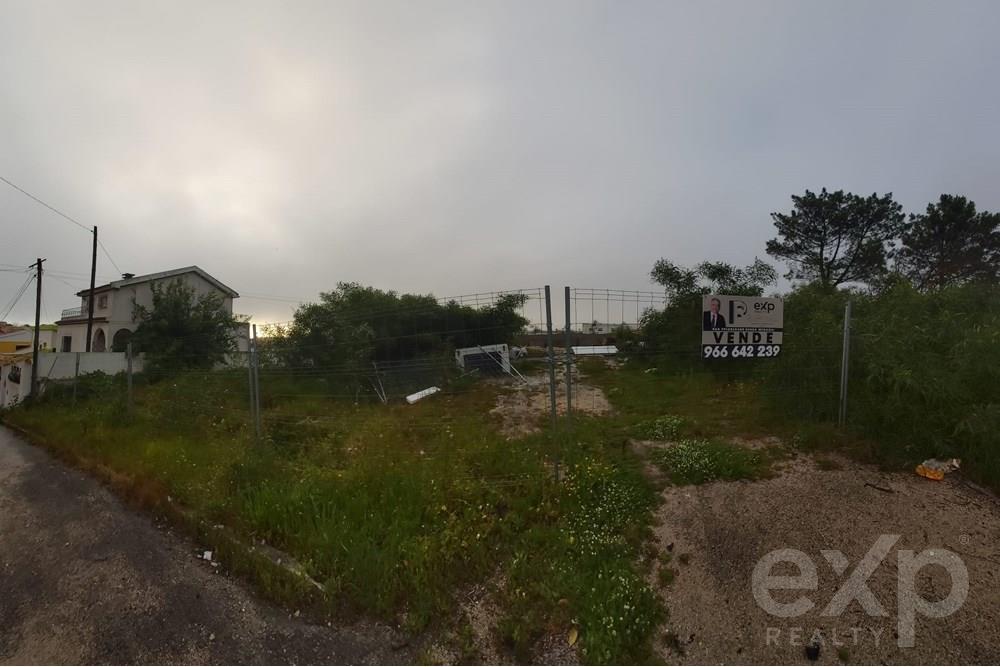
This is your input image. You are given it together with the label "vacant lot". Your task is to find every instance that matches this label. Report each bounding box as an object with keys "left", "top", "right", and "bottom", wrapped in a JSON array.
[
  {"left": 4, "top": 355, "right": 998, "bottom": 664},
  {"left": 3, "top": 361, "right": 660, "bottom": 663}
]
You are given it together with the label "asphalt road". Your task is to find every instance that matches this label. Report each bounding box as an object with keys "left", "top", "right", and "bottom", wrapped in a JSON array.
[{"left": 0, "top": 426, "right": 407, "bottom": 664}]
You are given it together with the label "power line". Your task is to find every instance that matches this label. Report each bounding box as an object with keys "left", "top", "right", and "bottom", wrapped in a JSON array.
[
  {"left": 0, "top": 175, "right": 123, "bottom": 275},
  {"left": 97, "top": 238, "right": 122, "bottom": 274},
  {"left": 1, "top": 272, "right": 35, "bottom": 321},
  {"left": 0, "top": 176, "right": 90, "bottom": 232}
]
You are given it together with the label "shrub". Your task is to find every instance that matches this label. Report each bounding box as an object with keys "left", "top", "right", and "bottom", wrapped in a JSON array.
[{"left": 765, "top": 280, "right": 1000, "bottom": 489}]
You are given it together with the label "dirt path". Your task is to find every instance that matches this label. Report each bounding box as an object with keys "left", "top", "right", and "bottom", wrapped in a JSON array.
[
  {"left": 0, "top": 426, "right": 408, "bottom": 665},
  {"left": 652, "top": 451, "right": 1000, "bottom": 664}
]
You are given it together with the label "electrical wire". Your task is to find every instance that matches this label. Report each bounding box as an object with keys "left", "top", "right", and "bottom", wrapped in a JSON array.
[
  {"left": 0, "top": 176, "right": 90, "bottom": 232},
  {"left": 1, "top": 272, "right": 35, "bottom": 321},
  {"left": 0, "top": 175, "right": 123, "bottom": 277}
]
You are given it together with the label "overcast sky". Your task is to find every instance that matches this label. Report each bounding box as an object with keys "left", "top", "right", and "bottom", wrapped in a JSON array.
[{"left": 2, "top": 0, "right": 999, "bottom": 325}]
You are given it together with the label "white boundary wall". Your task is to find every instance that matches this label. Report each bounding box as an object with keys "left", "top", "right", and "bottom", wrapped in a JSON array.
[{"left": 0, "top": 352, "right": 143, "bottom": 407}]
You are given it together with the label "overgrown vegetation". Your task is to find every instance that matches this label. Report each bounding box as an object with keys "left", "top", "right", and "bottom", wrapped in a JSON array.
[
  {"left": 641, "top": 188, "right": 1000, "bottom": 491},
  {"left": 765, "top": 280, "right": 1000, "bottom": 486},
  {"left": 265, "top": 283, "right": 528, "bottom": 370},
  {"left": 3, "top": 363, "right": 663, "bottom": 663}
]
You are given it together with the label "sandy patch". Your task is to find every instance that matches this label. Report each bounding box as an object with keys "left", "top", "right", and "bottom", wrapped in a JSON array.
[
  {"left": 651, "top": 452, "right": 1000, "bottom": 664},
  {"left": 491, "top": 372, "right": 611, "bottom": 439}
]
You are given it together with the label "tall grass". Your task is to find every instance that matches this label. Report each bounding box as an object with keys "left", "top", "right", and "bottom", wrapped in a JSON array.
[{"left": 2, "top": 368, "right": 662, "bottom": 663}]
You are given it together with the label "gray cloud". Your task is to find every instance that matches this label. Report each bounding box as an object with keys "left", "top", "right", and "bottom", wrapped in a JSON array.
[{"left": 2, "top": 0, "right": 998, "bottom": 324}]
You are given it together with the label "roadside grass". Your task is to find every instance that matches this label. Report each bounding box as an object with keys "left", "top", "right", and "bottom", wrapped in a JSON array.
[{"left": 2, "top": 369, "right": 663, "bottom": 664}]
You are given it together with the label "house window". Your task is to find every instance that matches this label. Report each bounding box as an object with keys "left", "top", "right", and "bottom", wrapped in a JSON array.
[
  {"left": 61, "top": 336, "right": 72, "bottom": 352},
  {"left": 98, "top": 294, "right": 108, "bottom": 309}
]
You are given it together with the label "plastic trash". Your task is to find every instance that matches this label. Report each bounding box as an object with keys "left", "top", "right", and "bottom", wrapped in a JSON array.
[
  {"left": 405, "top": 386, "right": 440, "bottom": 404},
  {"left": 915, "top": 458, "right": 961, "bottom": 481}
]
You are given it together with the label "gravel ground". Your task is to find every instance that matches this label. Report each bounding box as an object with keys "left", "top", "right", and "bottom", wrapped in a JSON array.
[
  {"left": 652, "top": 451, "right": 1000, "bottom": 664},
  {"left": 0, "top": 426, "right": 410, "bottom": 665}
]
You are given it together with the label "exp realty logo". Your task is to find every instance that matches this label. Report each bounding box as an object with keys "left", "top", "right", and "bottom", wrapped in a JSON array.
[{"left": 751, "top": 534, "right": 968, "bottom": 648}]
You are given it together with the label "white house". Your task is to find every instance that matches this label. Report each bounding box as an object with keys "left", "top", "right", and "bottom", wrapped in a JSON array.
[{"left": 55, "top": 266, "right": 249, "bottom": 353}]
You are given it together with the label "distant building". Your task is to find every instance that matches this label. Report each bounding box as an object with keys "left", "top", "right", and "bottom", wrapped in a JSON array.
[
  {"left": 581, "top": 321, "right": 635, "bottom": 335},
  {"left": 55, "top": 266, "right": 248, "bottom": 353},
  {"left": 0, "top": 325, "right": 57, "bottom": 353}
]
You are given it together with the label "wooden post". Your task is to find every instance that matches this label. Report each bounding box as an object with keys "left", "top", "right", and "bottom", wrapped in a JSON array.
[
  {"left": 85, "top": 226, "right": 97, "bottom": 352},
  {"left": 30, "top": 258, "right": 45, "bottom": 397}
]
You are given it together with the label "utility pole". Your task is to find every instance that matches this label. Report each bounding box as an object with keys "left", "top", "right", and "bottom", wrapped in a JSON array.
[
  {"left": 30, "top": 257, "right": 45, "bottom": 397},
  {"left": 85, "top": 225, "right": 97, "bottom": 352}
]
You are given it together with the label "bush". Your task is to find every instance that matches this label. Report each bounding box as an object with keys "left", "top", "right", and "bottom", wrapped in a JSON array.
[{"left": 765, "top": 280, "right": 1000, "bottom": 488}]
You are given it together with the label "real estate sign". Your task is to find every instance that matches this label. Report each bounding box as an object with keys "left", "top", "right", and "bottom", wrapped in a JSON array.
[{"left": 702, "top": 294, "right": 783, "bottom": 359}]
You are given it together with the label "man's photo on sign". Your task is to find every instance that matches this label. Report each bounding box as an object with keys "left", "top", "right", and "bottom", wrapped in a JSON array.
[{"left": 703, "top": 297, "right": 726, "bottom": 331}]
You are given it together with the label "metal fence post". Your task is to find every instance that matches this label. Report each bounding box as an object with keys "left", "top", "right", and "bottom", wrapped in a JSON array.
[
  {"left": 247, "top": 331, "right": 257, "bottom": 439},
  {"left": 72, "top": 351, "right": 80, "bottom": 406},
  {"left": 564, "top": 286, "right": 572, "bottom": 423},
  {"left": 544, "top": 286, "right": 560, "bottom": 482},
  {"left": 838, "top": 299, "right": 852, "bottom": 427},
  {"left": 544, "top": 286, "right": 557, "bottom": 428},
  {"left": 252, "top": 324, "right": 262, "bottom": 439},
  {"left": 126, "top": 341, "right": 133, "bottom": 414}
]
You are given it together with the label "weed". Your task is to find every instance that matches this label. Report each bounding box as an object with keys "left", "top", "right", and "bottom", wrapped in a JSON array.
[
  {"left": 638, "top": 414, "right": 685, "bottom": 440},
  {"left": 650, "top": 439, "right": 772, "bottom": 485},
  {"left": 657, "top": 566, "right": 675, "bottom": 587}
]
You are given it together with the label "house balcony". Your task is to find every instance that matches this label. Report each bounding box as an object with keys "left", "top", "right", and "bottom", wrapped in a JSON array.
[{"left": 60, "top": 306, "right": 85, "bottom": 320}]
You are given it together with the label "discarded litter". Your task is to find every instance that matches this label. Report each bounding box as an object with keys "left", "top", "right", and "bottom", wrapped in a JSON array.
[
  {"left": 405, "top": 386, "right": 440, "bottom": 404},
  {"left": 916, "top": 458, "right": 961, "bottom": 481},
  {"left": 805, "top": 640, "right": 820, "bottom": 661},
  {"left": 571, "top": 345, "right": 618, "bottom": 356},
  {"left": 202, "top": 550, "right": 213, "bottom": 561}
]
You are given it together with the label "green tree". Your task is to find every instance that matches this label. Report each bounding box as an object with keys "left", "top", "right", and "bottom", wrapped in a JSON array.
[
  {"left": 274, "top": 282, "right": 528, "bottom": 370},
  {"left": 644, "top": 258, "right": 778, "bottom": 365},
  {"left": 131, "top": 279, "right": 245, "bottom": 372},
  {"left": 767, "top": 188, "right": 905, "bottom": 288},
  {"left": 894, "top": 194, "right": 1000, "bottom": 290},
  {"left": 650, "top": 257, "right": 777, "bottom": 298}
]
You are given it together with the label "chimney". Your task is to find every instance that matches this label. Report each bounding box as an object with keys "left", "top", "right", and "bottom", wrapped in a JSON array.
[{"left": 122, "top": 273, "right": 135, "bottom": 280}]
